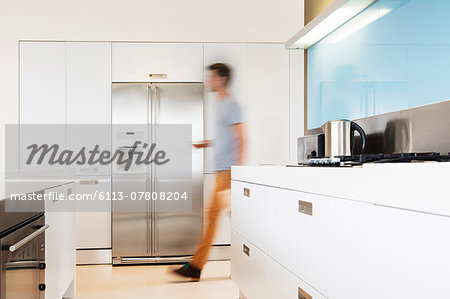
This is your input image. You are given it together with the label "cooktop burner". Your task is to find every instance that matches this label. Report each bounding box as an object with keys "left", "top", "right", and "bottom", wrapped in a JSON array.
[
  {"left": 291, "top": 152, "right": 450, "bottom": 167},
  {"left": 338, "top": 152, "right": 450, "bottom": 164}
]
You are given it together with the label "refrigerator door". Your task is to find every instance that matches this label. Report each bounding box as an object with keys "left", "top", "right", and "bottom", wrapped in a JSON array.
[
  {"left": 111, "top": 84, "right": 150, "bottom": 259},
  {"left": 111, "top": 174, "right": 149, "bottom": 258},
  {"left": 151, "top": 83, "right": 204, "bottom": 257}
]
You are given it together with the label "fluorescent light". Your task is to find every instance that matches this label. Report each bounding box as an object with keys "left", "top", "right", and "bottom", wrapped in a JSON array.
[
  {"left": 286, "top": 0, "right": 376, "bottom": 49},
  {"left": 328, "top": 8, "right": 391, "bottom": 43}
]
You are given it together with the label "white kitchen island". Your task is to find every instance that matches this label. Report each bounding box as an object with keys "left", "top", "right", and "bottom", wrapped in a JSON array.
[
  {"left": 231, "top": 163, "right": 450, "bottom": 299},
  {"left": 1, "top": 172, "right": 76, "bottom": 299}
]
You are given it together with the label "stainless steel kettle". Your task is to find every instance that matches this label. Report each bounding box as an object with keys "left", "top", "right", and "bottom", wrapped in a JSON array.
[{"left": 321, "top": 120, "right": 366, "bottom": 158}]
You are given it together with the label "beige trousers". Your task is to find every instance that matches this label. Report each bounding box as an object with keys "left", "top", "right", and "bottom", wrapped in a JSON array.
[{"left": 191, "top": 170, "right": 231, "bottom": 270}]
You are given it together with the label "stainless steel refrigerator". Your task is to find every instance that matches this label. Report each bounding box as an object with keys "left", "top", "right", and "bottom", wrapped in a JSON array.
[{"left": 111, "top": 83, "right": 204, "bottom": 265}]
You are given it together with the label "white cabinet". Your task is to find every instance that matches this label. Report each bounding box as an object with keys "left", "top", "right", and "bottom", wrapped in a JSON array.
[
  {"left": 232, "top": 174, "right": 450, "bottom": 299},
  {"left": 20, "top": 41, "right": 112, "bottom": 125},
  {"left": 203, "top": 43, "right": 292, "bottom": 169},
  {"left": 202, "top": 43, "right": 291, "bottom": 249},
  {"left": 231, "top": 181, "right": 327, "bottom": 299},
  {"left": 246, "top": 44, "right": 290, "bottom": 166},
  {"left": 231, "top": 181, "right": 271, "bottom": 253},
  {"left": 45, "top": 183, "right": 76, "bottom": 299},
  {"left": 66, "top": 42, "right": 111, "bottom": 124},
  {"left": 74, "top": 176, "right": 111, "bottom": 249},
  {"left": 231, "top": 232, "right": 270, "bottom": 299},
  {"left": 19, "top": 42, "right": 66, "bottom": 170},
  {"left": 232, "top": 230, "right": 326, "bottom": 299},
  {"left": 268, "top": 258, "right": 326, "bottom": 299},
  {"left": 365, "top": 204, "right": 450, "bottom": 299},
  {"left": 20, "top": 42, "right": 66, "bottom": 124},
  {"left": 20, "top": 41, "right": 114, "bottom": 264},
  {"left": 112, "top": 43, "right": 203, "bottom": 82},
  {"left": 272, "top": 189, "right": 450, "bottom": 298},
  {"left": 270, "top": 189, "right": 371, "bottom": 298},
  {"left": 66, "top": 42, "right": 112, "bottom": 176},
  {"left": 64, "top": 42, "right": 113, "bottom": 259}
]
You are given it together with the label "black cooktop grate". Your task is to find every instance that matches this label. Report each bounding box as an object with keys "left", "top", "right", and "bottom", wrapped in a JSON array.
[{"left": 336, "top": 152, "right": 450, "bottom": 164}]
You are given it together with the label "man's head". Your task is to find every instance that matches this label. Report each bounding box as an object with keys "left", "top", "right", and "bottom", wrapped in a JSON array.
[{"left": 206, "top": 63, "right": 231, "bottom": 92}]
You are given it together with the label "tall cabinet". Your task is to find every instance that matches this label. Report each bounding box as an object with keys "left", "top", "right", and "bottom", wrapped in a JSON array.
[
  {"left": 202, "top": 43, "right": 292, "bottom": 257},
  {"left": 203, "top": 43, "right": 248, "bottom": 252},
  {"left": 20, "top": 41, "right": 113, "bottom": 266},
  {"left": 19, "top": 41, "right": 77, "bottom": 299},
  {"left": 247, "top": 44, "right": 290, "bottom": 166},
  {"left": 66, "top": 42, "right": 112, "bottom": 264}
]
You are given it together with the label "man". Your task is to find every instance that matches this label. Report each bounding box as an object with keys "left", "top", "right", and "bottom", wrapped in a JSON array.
[{"left": 172, "top": 63, "right": 245, "bottom": 281}]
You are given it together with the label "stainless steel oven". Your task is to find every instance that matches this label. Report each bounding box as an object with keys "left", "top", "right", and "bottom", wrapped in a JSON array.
[{"left": 1, "top": 213, "right": 47, "bottom": 299}]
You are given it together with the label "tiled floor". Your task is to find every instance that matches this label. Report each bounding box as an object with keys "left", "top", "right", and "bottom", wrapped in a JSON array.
[{"left": 75, "top": 261, "right": 239, "bottom": 299}]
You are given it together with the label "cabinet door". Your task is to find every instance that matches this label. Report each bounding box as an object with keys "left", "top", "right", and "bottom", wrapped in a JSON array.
[
  {"left": 66, "top": 42, "right": 111, "bottom": 124},
  {"left": 231, "top": 181, "right": 271, "bottom": 253},
  {"left": 246, "top": 44, "right": 289, "bottom": 166},
  {"left": 231, "top": 232, "right": 269, "bottom": 299},
  {"left": 112, "top": 43, "right": 203, "bottom": 82},
  {"left": 19, "top": 42, "right": 66, "bottom": 170},
  {"left": 365, "top": 205, "right": 450, "bottom": 299},
  {"left": 270, "top": 188, "right": 372, "bottom": 298},
  {"left": 20, "top": 42, "right": 66, "bottom": 124},
  {"left": 74, "top": 176, "right": 111, "bottom": 249},
  {"left": 268, "top": 258, "right": 326, "bottom": 299},
  {"left": 203, "top": 43, "right": 247, "bottom": 172},
  {"left": 66, "top": 42, "right": 112, "bottom": 176}
]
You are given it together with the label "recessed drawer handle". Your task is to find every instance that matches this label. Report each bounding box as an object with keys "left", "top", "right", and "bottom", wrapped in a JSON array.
[
  {"left": 79, "top": 179, "right": 99, "bottom": 185},
  {"left": 243, "top": 188, "right": 250, "bottom": 197},
  {"left": 243, "top": 244, "right": 250, "bottom": 256},
  {"left": 149, "top": 73, "right": 167, "bottom": 79},
  {"left": 298, "top": 200, "right": 313, "bottom": 216},
  {"left": 298, "top": 287, "right": 312, "bottom": 299}
]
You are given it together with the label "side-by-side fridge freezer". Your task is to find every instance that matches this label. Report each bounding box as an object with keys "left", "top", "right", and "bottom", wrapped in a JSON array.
[{"left": 111, "top": 83, "right": 204, "bottom": 264}]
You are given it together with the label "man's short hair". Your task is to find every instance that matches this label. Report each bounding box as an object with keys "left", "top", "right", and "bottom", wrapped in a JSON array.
[{"left": 208, "top": 63, "right": 231, "bottom": 85}]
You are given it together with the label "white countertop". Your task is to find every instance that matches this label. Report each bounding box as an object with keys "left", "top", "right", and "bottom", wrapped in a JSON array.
[
  {"left": 0, "top": 170, "right": 75, "bottom": 200},
  {"left": 232, "top": 162, "right": 450, "bottom": 217}
]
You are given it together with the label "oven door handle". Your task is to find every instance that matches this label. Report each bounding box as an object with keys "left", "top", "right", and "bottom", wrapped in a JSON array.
[{"left": 9, "top": 224, "right": 49, "bottom": 252}]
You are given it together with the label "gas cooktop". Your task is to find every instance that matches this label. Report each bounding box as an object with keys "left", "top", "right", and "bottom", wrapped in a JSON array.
[{"left": 292, "top": 152, "right": 450, "bottom": 167}]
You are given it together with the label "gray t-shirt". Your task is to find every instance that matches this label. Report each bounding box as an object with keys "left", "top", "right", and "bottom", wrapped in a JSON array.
[{"left": 214, "top": 97, "right": 244, "bottom": 171}]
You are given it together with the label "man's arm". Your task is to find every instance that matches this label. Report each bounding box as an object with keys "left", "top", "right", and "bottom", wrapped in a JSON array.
[
  {"left": 193, "top": 140, "right": 212, "bottom": 149},
  {"left": 232, "top": 122, "right": 246, "bottom": 165}
]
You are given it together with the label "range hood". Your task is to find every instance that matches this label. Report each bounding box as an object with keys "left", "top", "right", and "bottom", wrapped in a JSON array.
[{"left": 286, "top": 0, "right": 377, "bottom": 49}]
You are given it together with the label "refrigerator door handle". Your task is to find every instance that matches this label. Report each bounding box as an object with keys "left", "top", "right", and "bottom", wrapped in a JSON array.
[
  {"left": 148, "top": 85, "right": 154, "bottom": 255},
  {"left": 145, "top": 177, "right": 150, "bottom": 254},
  {"left": 152, "top": 86, "right": 161, "bottom": 255}
]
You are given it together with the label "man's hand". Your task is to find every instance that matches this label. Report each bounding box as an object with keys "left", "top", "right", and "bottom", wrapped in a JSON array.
[{"left": 193, "top": 140, "right": 211, "bottom": 149}]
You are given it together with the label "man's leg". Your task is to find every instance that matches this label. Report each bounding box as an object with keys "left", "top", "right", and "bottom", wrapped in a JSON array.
[
  {"left": 191, "top": 170, "right": 231, "bottom": 270},
  {"left": 171, "top": 170, "right": 231, "bottom": 280}
]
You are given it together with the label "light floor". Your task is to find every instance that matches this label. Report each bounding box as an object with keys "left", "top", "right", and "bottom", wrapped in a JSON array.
[{"left": 75, "top": 261, "right": 239, "bottom": 299}]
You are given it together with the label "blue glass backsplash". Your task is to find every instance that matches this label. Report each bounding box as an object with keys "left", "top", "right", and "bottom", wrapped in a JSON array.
[{"left": 307, "top": 0, "right": 450, "bottom": 129}]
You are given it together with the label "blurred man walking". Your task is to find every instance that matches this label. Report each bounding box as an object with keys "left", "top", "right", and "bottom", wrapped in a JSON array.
[{"left": 172, "top": 63, "right": 245, "bottom": 281}]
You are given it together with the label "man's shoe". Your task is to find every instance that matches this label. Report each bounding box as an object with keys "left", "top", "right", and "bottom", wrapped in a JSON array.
[{"left": 171, "top": 263, "right": 201, "bottom": 282}]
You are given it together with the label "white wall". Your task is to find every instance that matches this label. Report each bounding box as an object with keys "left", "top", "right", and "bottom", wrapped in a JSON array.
[{"left": 0, "top": 0, "right": 304, "bottom": 170}]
